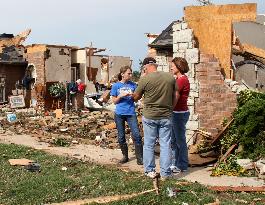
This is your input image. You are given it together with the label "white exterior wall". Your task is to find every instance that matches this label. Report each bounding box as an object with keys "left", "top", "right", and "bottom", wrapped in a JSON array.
[
  {"left": 45, "top": 47, "right": 71, "bottom": 83},
  {"left": 155, "top": 54, "right": 170, "bottom": 72},
  {"left": 173, "top": 21, "right": 200, "bottom": 144},
  {"left": 71, "top": 50, "right": 86, "bottom": 83}
]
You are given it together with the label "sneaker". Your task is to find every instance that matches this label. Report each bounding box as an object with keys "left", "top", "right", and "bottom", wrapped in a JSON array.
[
  {"left": 145, "top": 171, "right": 157, "bottom": 179},
  {"left": 170, "top": 166, "right": 181, "bottom": 174}
]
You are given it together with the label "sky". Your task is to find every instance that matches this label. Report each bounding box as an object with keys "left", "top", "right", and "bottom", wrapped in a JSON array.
[{"left": 1, "top": 0, "right": 264, "bottom": 70}]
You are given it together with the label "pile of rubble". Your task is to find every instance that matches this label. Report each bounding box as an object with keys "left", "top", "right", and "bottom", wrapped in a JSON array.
[{"left": 0, "top": 107, "right": 142, "bottom": 150}]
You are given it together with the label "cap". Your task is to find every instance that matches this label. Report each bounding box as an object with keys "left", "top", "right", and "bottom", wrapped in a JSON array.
[{"left": 142, "top": 57, "right": 157, "bottom": 66}]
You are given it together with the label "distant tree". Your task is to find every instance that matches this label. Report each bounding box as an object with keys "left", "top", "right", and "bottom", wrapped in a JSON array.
[
  {"left": 139, "top": 59, "right": 143, "bottom": 68},
  {"left": 132, "top": 71, "right": 141, "bottom": 82},
  {"left": 139, "top": 59, "right": 144, "bottom": 75}
]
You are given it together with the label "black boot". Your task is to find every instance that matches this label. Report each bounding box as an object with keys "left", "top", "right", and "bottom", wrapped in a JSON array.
[
  {"left": 135, "top": 143, "right": 143, "bottom": 165},
  {"left": 119, "top": 144, "right": 129, "bottom": 164}
]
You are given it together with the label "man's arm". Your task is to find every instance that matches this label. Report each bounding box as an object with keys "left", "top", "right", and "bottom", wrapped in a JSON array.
[
  {"left": 132, "top": 78, "right": 144, "bottom": 102},
  {"left": 132, "top": 92, "right": 142, "bottom": 102}
]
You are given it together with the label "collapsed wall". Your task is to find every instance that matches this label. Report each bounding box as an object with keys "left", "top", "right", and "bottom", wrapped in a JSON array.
[
  {"left": 196, "top": 54, "right": 237, "bottom": 135},
  {"left": 172, "top": 21, "right": 237, "bottom": 140}
]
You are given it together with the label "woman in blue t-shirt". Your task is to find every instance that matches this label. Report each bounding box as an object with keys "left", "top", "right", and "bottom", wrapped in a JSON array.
[{"left": 110, "top": 66, "right": 143, "bottom": 165}]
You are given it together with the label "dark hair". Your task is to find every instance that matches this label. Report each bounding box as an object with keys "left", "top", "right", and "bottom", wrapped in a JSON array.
[
  {"left": 118, "top": 66, "right": 132, "bottom": 81},
  {"left": 172, "top": 57, "right": 189, "bottom": 74},
  {"left": 142, "top": 57, "right": 156, "bottom": 66},
  {"left": 120, "top": 65, "right": 132, "bottom": 74},
  {"left": 101, "top": 58, "right": 108, "bottom": 64}
]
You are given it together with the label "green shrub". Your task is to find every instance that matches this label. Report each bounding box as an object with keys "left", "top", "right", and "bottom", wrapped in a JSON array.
[
  {"left": 49, "top": 82, "right": 66, "bottom": 98},
  {"left": 237, "top": 89, "right": 265, "bottom": 108},
  {"left": 234, "top": 98, "right": 265, "bottom": 159},
  {"left": 220, "top": 90, "right": 265, "bottom": 160}
]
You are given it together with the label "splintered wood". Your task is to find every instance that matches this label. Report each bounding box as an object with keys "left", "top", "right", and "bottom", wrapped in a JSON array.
[{"left": 48, "top": 189, "right": 156, "bottom": 205}]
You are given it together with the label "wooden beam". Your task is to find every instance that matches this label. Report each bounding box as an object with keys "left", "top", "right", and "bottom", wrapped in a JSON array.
[
  {"left": 210, "top": 118, "right": 234, "bottom": 145},
  {"left": 210, "top": 186, "right": 265, "bottom": 192}
]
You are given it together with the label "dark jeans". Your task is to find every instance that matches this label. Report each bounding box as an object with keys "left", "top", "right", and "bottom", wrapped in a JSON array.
[
  {"left": 171, "top": 112, "right": 190, "bottom": 170},
  {"left": 114, "top": 114, "right": 142, "bottom": 145}
]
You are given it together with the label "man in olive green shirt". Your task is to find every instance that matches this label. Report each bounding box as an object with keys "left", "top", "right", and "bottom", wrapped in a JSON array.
[{"left": 133, "top": 57, "right": 177, "bottom": 178}]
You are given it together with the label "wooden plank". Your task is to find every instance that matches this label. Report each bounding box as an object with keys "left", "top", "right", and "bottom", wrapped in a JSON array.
[
  {"left": 9, "top": 158, "right": 34, "bottom": 166},
  {"left": 210, "top": 186, "right": 265, "bottom": 192},
  {"left": 219, "top": 144, "right": 237, "bottom": 163},
  {"left": 189, "top": 153, "right": 217, "bottom": 166},
  {"left": 49, "top": 189, "right": 156, "bottom": 205},
  {"left": 214, "top": 144, "right": 237, "bottom": 168},
  {"left": 210, "top": 118, "right": 234, "bottom": 145}
]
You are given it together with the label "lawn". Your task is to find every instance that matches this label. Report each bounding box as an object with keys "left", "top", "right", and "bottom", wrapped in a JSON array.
[{"left": 0, "top": 143, "right": 264, "bottom": 205}]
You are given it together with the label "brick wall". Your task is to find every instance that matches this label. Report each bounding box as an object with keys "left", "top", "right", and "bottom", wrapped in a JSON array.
[
  {"left": 26, "top": 51, "right": 45, "bottom": 85},
  {"left": 195, "top": 54, "right": 237, "bottom": 135},
  {"left": 26, "top": 50, "right": 46, "bottom": 108}
]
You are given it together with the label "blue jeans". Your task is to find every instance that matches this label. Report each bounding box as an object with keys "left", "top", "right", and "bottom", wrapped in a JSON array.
[
  {"left": 114, "top": 114, "right": 142, "bottom": 145},
  {"left": 171, "top": 112, "right": 190, "bottom": 170},
  {"left": 142, "top": 116, "right": 172, "bottom": 177}
]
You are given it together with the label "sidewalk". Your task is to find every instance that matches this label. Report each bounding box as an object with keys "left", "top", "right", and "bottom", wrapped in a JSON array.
[{"left": 0, "top": 133, "right": 264, "bottom": 187}]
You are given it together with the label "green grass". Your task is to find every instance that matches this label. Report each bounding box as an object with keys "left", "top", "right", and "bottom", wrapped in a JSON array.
[{"left": 0, "top": 143, "right": 264, "bottom": 205}]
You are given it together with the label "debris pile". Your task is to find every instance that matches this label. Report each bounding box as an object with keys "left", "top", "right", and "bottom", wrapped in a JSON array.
[
  {"left": 190, "top": 89, "right": 265, "bottom": 177},
  {"left": 0, "top": 107, "right": 143, "bottom": 150}
]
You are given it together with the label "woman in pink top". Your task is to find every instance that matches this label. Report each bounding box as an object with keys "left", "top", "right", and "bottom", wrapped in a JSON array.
[{"left": 170, "top": 57, "right": 190, "bottom": 173}]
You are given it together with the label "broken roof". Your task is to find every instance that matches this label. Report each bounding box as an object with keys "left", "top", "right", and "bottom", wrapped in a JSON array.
[
  {"left": 149, "top": 21, "right": 178, "bottom": 49},
  {"left": 0, "top": 29, "right": 30, "bottom": 63},
  {"left": 0, "top": 33, "right": 14, "bottom": 39},
  {"left": 233, "top": 21, "right": 265, "bottom": 51},
  {"left": 26, "top": 44, "right": 73, "bottom": 49}
]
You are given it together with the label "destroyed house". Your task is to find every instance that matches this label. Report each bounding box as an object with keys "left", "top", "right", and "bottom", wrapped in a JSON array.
[
  {"left": 257, "top": 14, "right": 265, "bottom": 25},
  {"left": 25, "top": 44, "right": 72, "bottom": 108},
  {"left": 145, "top": 3, "right": 262, "bottom": 139},
  {"left": 148, "top": 22, "right": 176, "bottom": 72},
  {"left": 232, "top": 21, "right": 265, "bottom": 91},
  {"left": 71, "top": 47, "right": 131, "bottom": 90},
  {"left": 0, "top": 33, "right": 28, "bottom": 103}
]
